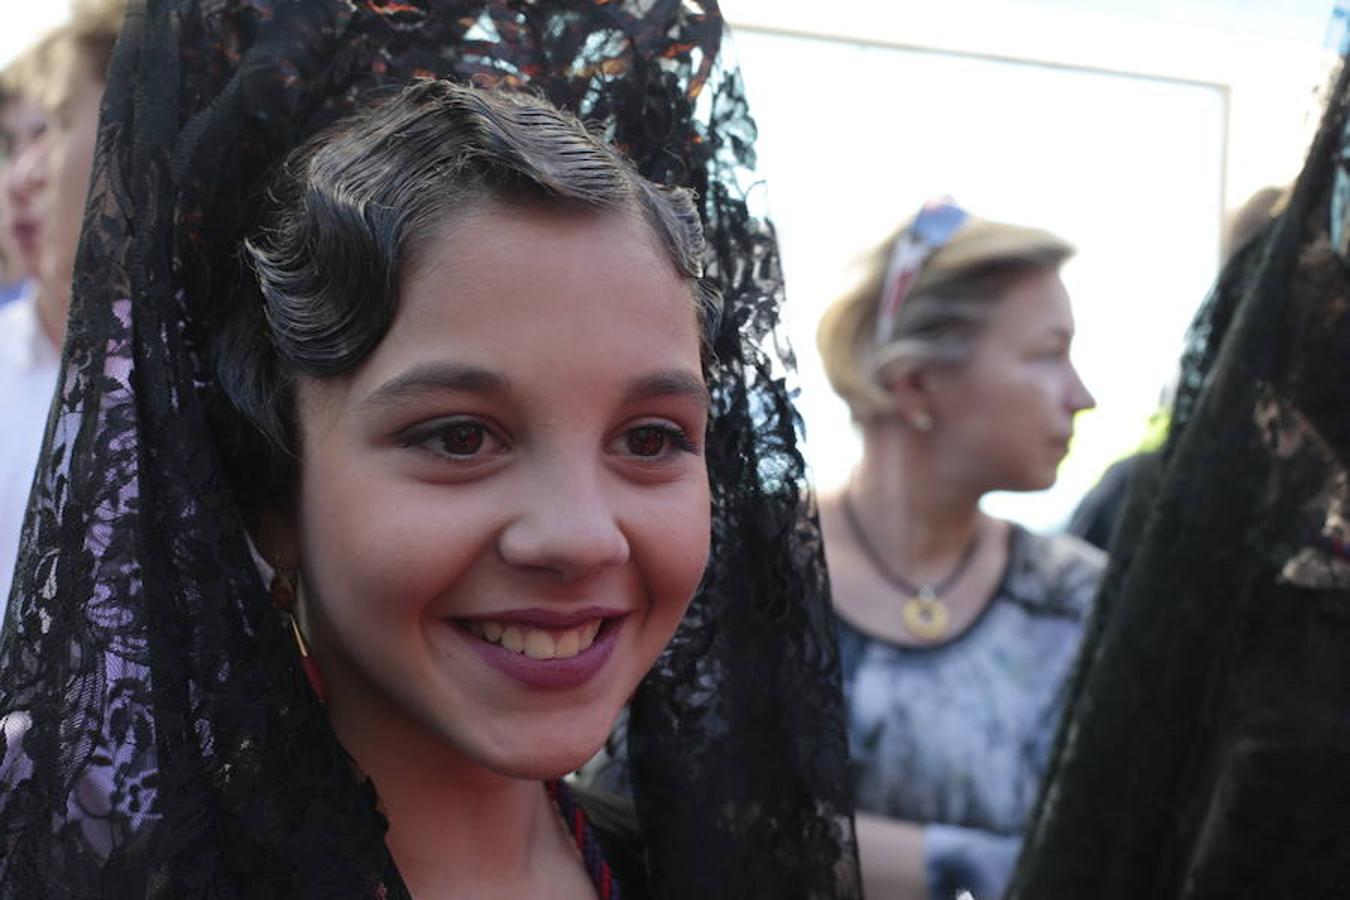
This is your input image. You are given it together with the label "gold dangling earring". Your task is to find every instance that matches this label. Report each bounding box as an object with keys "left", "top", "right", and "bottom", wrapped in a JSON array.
[{"left": 270, "top": 568, "right": 327, "bottom": 703}]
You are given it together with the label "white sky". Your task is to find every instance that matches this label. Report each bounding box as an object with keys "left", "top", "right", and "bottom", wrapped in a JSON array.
[
  {"left": 723, "top": 0, "right": 1340, "bottom": 528},
  {"left": 0, "top": 6, "right": 71, "bottom": 69}
]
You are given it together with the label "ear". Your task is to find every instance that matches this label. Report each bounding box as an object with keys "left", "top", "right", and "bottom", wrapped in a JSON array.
[
  {"left": 878, "top": 359, "right": 936, "bottom": 432},
  {"left": 251, "top": 504, "right": 302, "bottom": 574}
]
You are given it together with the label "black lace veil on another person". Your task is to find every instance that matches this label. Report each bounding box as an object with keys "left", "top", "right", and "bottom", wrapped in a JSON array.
[
  {"left": 1008, "top": 57, "right": 1350, "bottom": 899},
  {"left": 0, "top": 2, "right": 860, "bottom": 897}
]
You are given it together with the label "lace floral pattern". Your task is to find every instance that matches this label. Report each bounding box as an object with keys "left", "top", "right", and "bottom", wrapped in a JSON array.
[
  {"left": 1010, "top": 60, "right": 1350, "bottom": 900},
  {"left": 0, "top": 2, "right": 860, "bottom": 897}
]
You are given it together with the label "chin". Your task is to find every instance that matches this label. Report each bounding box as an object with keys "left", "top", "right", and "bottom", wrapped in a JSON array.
[
  {"left": 484, "top": 733, "right": 610, "bottom": 782},
  {"left": 1030, "top": 473, "right": 1058, "bottom": 492},
  {"left": 462, "top": 700, "right": 624, "bottom": 781},
  {"left": 1001, "top": 470, "right": 1058, "bottom": 493}
]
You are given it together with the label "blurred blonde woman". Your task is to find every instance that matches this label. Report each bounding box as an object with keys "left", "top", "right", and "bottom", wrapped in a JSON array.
[{"left": 816, "top": 201, "right": 1104, "bottom": 899}]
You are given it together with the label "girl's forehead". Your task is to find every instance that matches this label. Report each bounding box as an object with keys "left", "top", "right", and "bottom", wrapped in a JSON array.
[
  {"left": 348, "top": 205, "right": 703, "bottom": 399},
  {"left": 407, "top": 206, "right": 684, "bottom": 311},
  {"left": 408, "top": 199, "right": 668, "bottom": 279}
]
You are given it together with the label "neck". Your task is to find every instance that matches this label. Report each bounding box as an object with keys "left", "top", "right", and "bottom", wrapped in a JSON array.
[
  {"left": 852, "top": 418, "right": 984, "bottom": 574},
  {"left": 330, "top": 694, "right": 568, "bottom": 898}
]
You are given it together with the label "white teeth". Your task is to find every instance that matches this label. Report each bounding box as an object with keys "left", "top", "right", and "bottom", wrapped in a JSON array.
[
  {"left": 524, "top": 629, "right": 556, "bottom": 660},
  {"left": 466, "top": 618, "right": 606, "bottom": 660},
  {"left": 554, "top": 629, "right": 580, "bottom": 658}
]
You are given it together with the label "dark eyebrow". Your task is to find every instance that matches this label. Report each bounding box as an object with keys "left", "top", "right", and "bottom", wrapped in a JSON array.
[
  {"left": 624, "top": 370, "right": 711, "bottom": 413},
  {"left": 360, "top": 362, "right": 509, "bottom": 409},
  {"left": 361, "top": 363, "right": 708, "bottom": 412}
]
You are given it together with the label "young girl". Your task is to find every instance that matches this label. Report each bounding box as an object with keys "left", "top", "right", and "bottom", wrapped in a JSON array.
[
  {"left": 0, "top": 2, "right": 859, "bottom": 898},
  {"left": 233, "top": 77, "right": 715, "bottom": 899}
]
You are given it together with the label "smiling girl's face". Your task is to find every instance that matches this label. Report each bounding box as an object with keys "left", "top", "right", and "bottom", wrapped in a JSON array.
[{"left": 276, "top": 202, "right": 711, "bottom": 780}]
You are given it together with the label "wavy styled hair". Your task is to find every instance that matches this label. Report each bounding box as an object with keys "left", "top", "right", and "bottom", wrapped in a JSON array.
[{"left": 213, "top": 79, "right": 719, "bottom": 507}]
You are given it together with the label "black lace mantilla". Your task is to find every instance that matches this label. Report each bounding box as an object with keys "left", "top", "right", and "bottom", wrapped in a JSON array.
[
  {"left": 1009, "top": 59, "right": 1350, "bottom": 899},
  {"left": 0, "top": 2, "right": 860, "bottom": 897}
]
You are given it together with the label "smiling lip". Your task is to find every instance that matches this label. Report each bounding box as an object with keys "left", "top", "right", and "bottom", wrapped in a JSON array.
[
  {"left": 455, "top": 608, "right": 627, "bottom": 689},
  {"left": 458, "top": 606, "right": 623, "bottom": 628}
]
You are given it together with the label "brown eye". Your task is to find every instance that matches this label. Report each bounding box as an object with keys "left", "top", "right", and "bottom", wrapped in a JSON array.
[
  {"left": 438, "top": 422, "right": 486, "bottom": 456},
  {"left": 626, "top": 426, "right": 669, "bottom": 457},
  {"left": 397, "top": 417, "right": 506, "bottom": 463}
]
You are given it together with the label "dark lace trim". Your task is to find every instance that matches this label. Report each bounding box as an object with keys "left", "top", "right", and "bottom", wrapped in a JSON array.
[{"left": 1010, "top": 59, "right": 1350, "bottom": 900}]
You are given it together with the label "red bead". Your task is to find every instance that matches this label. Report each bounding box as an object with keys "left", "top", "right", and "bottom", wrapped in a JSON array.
[{"left": 301, "top": 653, "right": 326, "bottom": 704}]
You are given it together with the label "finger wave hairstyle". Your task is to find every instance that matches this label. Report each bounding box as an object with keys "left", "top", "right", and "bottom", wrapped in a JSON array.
[
  {"left": 213, "top": 78, "right": 720, "bottom": 508},
  {"left": 816, "top": 214, "right": 1073, "bottom": 421}
]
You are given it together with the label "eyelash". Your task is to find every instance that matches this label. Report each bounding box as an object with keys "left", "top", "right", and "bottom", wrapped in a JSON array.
[
  {"left": 397, "top": 417, "right": 505, "bottom": 460},
  {"left": 624, "top": 423, "right": 699, "bottom": 459},
  {"left": 395, "top": 418, "right": 701, "bottom": 462}
]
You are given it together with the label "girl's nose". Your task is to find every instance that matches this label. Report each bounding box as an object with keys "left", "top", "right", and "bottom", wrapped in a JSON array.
[{"left": 496, "top": 466, "right": 630, "bottom": 582}]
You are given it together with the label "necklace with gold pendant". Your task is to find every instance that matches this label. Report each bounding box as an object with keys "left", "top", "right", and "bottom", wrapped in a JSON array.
[
  {"left": 841, "top": 487, "right": 981, "bottom": 642},
  {"left": 900, "top": 585, "right": 950, "bottom": 641}
]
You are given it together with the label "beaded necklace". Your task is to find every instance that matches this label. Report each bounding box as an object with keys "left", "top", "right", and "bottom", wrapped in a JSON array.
[
  {"left": 368, "top": 781, "right": 619, "bottom": 900},
  {"left": 548, "top": 779, "right": 620, "bottom": 899}
]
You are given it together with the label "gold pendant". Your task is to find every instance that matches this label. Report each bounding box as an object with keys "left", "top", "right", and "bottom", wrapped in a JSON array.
[{"left": 901, "top": 589, "right": 949, "bottom": 641}]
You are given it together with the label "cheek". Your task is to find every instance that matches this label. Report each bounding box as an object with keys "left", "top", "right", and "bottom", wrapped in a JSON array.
[
  {"left": 1029, "top": 369, "right": 1072, "bottom": 418},
  {"left": 986, "top": 361, "right": 1057, "bottom": 416},
  {"left": 295, "top": 442, "right": 491, "bottom": 626},
  {"left": 633, "top": 476, "right": 711, "bottom": 621}
]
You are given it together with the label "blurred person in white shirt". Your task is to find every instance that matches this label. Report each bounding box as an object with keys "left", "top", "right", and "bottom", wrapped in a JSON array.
[{"left": 0, "top": 0, "right": 124, "bottom": 613}]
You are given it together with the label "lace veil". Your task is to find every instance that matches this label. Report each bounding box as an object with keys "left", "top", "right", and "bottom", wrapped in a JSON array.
[
  {"left": 1009, "top": 59, "right": 1350, "bottom": 899},
  {"left": 0, "top": 2, "right": 860, "bottom": 897}
]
